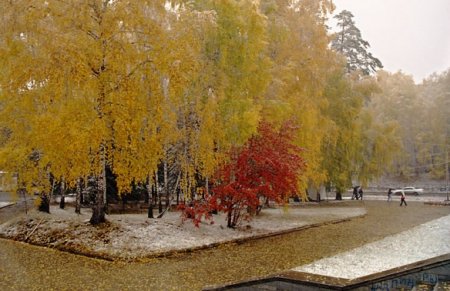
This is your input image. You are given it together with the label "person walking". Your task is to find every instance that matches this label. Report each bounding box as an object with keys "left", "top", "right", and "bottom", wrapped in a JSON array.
[
  {"left": 387, "top": 188, "right": 393, "bottom": 202},
  {"left": 358, "top": 187, "right": 363, "bottom": 200},
  {"left": 352, "top": 186, "right": 358, "bottom": 200},
  {"left": 400, "top": 191, "right": 407, "bottom": 206}
]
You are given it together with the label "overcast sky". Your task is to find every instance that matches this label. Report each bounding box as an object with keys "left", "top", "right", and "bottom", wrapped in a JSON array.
[{"left": 330, "top": 0, "right": 450, "bottom": 83}]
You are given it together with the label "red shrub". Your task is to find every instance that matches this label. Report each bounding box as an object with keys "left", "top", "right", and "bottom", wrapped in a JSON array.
[{"left": 212, "top": 120, "right": 305, "bottom": 228}]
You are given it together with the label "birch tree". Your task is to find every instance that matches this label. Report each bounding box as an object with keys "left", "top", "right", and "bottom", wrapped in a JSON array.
[
  {"left": 260, "top": 0, "right": 336, "bottom": 196},
  {"left": 173, "top": 0, "right": 270, "bottom": 202},
  {"left": 0, "top": 0, "right": 194, "bottom": 224}
]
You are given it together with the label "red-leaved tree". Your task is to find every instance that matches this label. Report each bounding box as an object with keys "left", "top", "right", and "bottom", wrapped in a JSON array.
[{"left": 212, "top": 120, "right": 305, "bottom": 228}]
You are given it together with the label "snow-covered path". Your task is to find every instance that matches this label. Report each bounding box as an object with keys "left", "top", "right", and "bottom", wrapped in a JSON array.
[
  {"left": 293, "top": 214, "right": 450, "bottom": 279},
  {"left": 0, "top": 202, "right": 13, "bottom": 209}
]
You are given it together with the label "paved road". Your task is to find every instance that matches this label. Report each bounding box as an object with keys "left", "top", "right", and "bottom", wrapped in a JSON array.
[
  {"left": 364, "top": 190, "right": 450, "bottom": 197},
  {"left": 319, "top": 191, "right": 449, "bottom": 204},
  {"left": 0, "top": 191, "right": 34, "bottom": 223},
  {"left": 0, "top": 191, "right": 36, "bottom": 204},
  {"left": 0, "top": 191, "right": 15, "bottom": 202},
  {"left": 0, "top": 192, "right": 17, "bottom": 210}
]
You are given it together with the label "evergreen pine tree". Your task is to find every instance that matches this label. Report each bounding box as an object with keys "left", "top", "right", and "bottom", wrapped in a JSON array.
[{"left": 332, "top": 10, "right": 383, "bottom": 75}]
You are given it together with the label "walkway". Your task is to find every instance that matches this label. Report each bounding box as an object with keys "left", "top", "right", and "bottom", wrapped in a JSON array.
[{"left": 293, "top": 214, "right": 450, "bottom": 279}]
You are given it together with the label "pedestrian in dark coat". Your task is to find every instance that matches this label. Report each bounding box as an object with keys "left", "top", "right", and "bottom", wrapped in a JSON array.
[
  {"left": 387, "top": 188, "right": 393, "bottom": 202},
  {"left": 400, "top": 191, "right": 407, "bottom": 206},
  {"left": 352, "top": 186, "right": 360, "bottom": 200}
]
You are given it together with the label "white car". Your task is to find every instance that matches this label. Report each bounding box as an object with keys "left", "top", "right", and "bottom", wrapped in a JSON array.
[{"left": 392, "top": 187, "right": 423, "bottom": 196}]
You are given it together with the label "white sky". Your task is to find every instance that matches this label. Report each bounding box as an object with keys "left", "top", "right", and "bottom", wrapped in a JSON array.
[{"left": 330, "top": 0, "right": 450, "bottom": 83}]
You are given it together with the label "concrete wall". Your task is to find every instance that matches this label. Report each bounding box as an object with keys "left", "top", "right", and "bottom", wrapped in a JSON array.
[{"left": 205, "top": 255, "right": 450, "bottom": 291}]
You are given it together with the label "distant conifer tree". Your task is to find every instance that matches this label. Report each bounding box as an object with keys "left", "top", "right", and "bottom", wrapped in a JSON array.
[{"left": 332, "top": 10, "right": 383, "bottom": 75}]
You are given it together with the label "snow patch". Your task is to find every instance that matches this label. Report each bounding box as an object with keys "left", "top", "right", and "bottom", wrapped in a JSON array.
[{"left": 293, "top": 214, "right": 450, "bottom": 279}]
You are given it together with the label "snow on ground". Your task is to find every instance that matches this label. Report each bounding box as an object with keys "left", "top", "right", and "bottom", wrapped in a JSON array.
[
  {"left": 0, "top": 202, "right": 13, "bottom": 208},
  {"left": 293, "top": 213, "right": 450, "bottom": 279},
  {"left": 98, "top": 206, "right": 366, "bottom": 257},
  {"left": 0, "top": 205, "right": 366, "bottom": 260}
]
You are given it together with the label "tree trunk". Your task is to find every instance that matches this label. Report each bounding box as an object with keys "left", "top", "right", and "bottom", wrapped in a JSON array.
[
  {"left": 90, "top": 175, "right": 106, "bottom": 224},
  {"left": 38, "top": 192, "right": 50, "bottom": 213},
  {"left": 90, "top": 156, "right": 106, "bottom": 225},
  {"left": 158, "top": 194, "right": 163, "bottom": 213},
  {"left": 335, "top": 190, "right": 342, "bottom": 200},
  {"left": 157, "top": 160, "right": 174, "bottom": 219},
  {"left": 144, "top": 186, "right": 149, "bottom": 204},
  {"left": 49, "top": 178, "right": 56, "bottom": 204},
  {"left": 21, "top": 187, "right": 28, "bottom": 215},
  {"left": 161, "top": 76, "right": 170, "bottom": 212},
  {"left": 174, "top": 172, "right": 180, "bottom": 205},
  {"left": 164, "top": 158, "right": 169, "bottom": 211},
  {"left": 103, "top": 163, "right": 108, "bottom": 212},
  {"left": 157, "top": 197, "right": 172, "bottom": 219},
  {"left": 227, "top": 210, "right": 232, "bottom": 228},
  {"left": 147, "top": 174, "right": 153, "bottom": 219},
  {"left": 75, "top": 178, "right": 82, "bottom": 214},
  {"left": 59, "top": 177, "right": 66, "bottom": 209},
  {"left": 155, "top": 170, "right": 162, "bottom": 213},
  {"left": 38, "top": 173, "right": 53, "bottom": 213}
]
